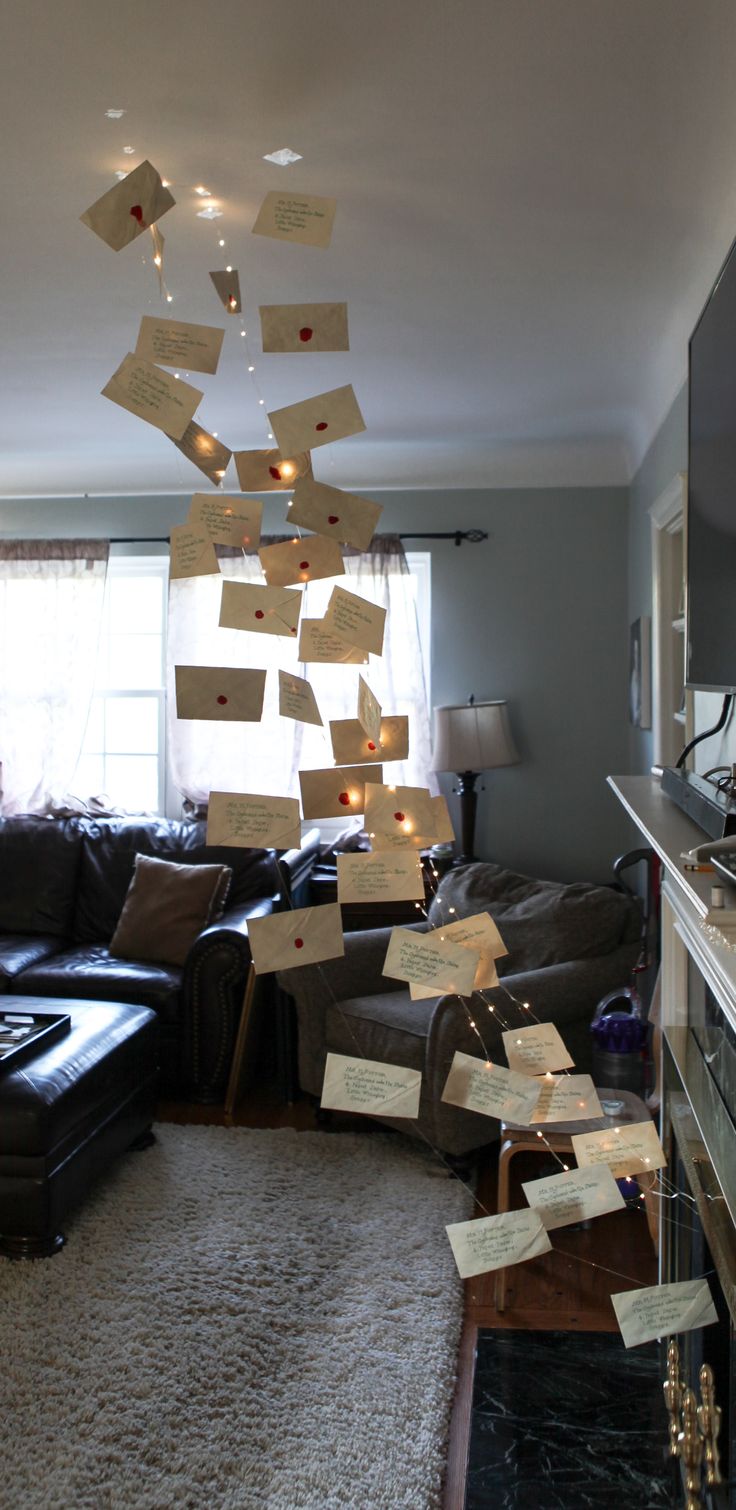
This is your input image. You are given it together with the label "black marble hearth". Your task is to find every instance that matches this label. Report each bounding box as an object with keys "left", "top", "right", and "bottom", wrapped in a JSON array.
[{"left": 464, "top": 1329, "right": 671, "bottom": 1509}]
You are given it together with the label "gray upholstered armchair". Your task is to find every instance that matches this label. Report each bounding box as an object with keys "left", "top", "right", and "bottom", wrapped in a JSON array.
[{"left": 276, "top": 862, "right": 642, "bottom": 1158}]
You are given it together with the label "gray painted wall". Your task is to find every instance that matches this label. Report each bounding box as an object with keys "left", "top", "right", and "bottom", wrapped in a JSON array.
[{"left": 0, "top": 485, "right": 633, "bottom": 884}]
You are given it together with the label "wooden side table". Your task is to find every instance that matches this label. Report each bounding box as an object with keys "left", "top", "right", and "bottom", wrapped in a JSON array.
[{"left": 495, "top": 1087, "right": 659, "bottom": 1311}]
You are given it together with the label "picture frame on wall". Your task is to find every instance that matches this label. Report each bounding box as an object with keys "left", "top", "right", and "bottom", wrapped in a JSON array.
[{"left": 629, "top": 616, "right": 651, "bottom": 729}]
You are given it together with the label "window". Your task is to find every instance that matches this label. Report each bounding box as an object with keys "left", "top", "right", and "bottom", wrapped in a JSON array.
[{"left": 73, "top": 556, "right": 168, "bottom": 813}]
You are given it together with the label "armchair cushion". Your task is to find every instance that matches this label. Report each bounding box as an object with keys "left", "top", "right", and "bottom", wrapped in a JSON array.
[
  {"left": 109, "top": 853, "right": 232, "bottom": 967},
  {"left": 14, "top": 945, "right": 183, "bottom": 1023},
  {"left": 428, "top": 862, "right": 640, "bottom": 974}
]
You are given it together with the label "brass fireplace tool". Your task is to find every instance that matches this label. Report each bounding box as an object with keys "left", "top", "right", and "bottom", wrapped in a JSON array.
[{"left": 663, "top": 1340, "right": 724, "bottom": 1506}]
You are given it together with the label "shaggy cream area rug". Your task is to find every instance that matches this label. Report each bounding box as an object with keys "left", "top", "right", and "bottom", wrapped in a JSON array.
[{"left": 1, "top": 1124, "right": 472, "bottom": 1510}]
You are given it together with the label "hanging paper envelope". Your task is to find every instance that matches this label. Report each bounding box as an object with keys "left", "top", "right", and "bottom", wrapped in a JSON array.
[
  {"left": 502, "top": 1023, "right": 574, "bottom": 1076},
  {"left": 329, "top": 716, "right": 409, "bottom": 766},
  {"left": 357, "top": 676, "right": 381, "bottom": 744},
  {"left": 288, "top": 477, "right": 382, "bottom": 552},
  {"left": 321, "top": 1053, "right": 421, "bottom": 1118},
  {"left": 260, "top": 302, "right": 349, "bottom": 353},
  {"left": 278, "top": 670, "right": 322, "bottom": 727},
  {"left": 409, "top": 912, "right": 506, "bottom": 1000},
  {"left": 188, "top": 495, "right": 262, "bottom": 549},
  {"left": 299, "top": 765, "right": 382, "bottom": 820},
  {"left": 234, "top": 449, "right": 312, "bottom": 493},
  {"left": 206, "top": 790, "right": 301, "bottom": 850},
  {"left": 268, "top": 384, "right": 366, "bottom": 458},
  {"left": 522, "top": 1165, "right": 625, "bottom": 1232},
  {"left": 259, "top": 536, "right": 344, "bottom": 588},
  {"left": 611, "top": 1279, "right": 718, "bottom": 1350},
  {"left": 252, "top": 191, "right": 336, "bottom": 249},
  {"left": 135, "top": 316, "right": 225, "bottom": 375},
  {"left": 209, "top": 269, "right": 241, "bottom": 315},
  {"left": 80, "top": 159, "right": 175, "bottom": 252},
  {"left": 364, "top": 783, "right": 437, "bottom": 842},
  {"left": 336, "top": 851, "right": 425, "bottom": 905},
  {"left": 169, "top": 526, "right": 220, "bottom": 580},
  {"left": 571, "top": 1120, "right": 666, "bottom": 1179},
  {"left": 219, "top": 580, "right": 302, "bottom": 638},
  {"left": 528, "top": 1073, "right": 603, "bottom": 1125},
  {"left": 174, "top": 666, "right": 266, "bottom": 722},
  {"left": 169, "top": 422, "right": 232, "bottom": 485},
  {"left": 441, "top": 1052, "right": 542, "bottom": 1123},
  {"left": 102, "top": 354, "right": 203, "bottom": 441},
  {"left": 297, "top": 619, "right": 367, "bottom": 665},
  {"left": 247, "top": 902, "right": 345, "bottom": 975},
  {"left": 323, "top": 587, "right": 386, "bottom": 656},
  {"left": 382, "top": 927, "right": 480, "bottom": 997},
  {"left": 446, "top": 1210, "right": 551, "bottom": 1280}
]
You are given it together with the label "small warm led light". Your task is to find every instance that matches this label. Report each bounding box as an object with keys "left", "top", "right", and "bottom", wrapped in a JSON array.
[
  {"left": 263, "top": 147, "right": 302, "bottom": 166},
  {"left": 161, "top": 179, "right": 171, "bottom": 188},
  {"left": 174, "top": 372, "right": 180, "bottom": 379},
  {"left": 225, "top": 264, "right": 233, "bottom": 273},
  {"left": 545, "top": 1071, "right": 554, "bottom": 1081},
  {"left": 153, "top": 254, "right": 162, "bottom": 267},
  {"left": 115, "top": 170, "right": 127, "bottom": 181},
  {"left": 105, "top": 108, "right": 126, "bottom": 119},
  {"left": 267, "top": 432, "right": 274, "bottom": 440},
  {"left": 241, "top": 331, "right": 247, "bottom": 339},
  {"left": 212, "top": 431, "right": 218, "bottom": 438},
  {"left": 258, "top": 399, "right": 264, "bottom": 405},
  {"left": 402, "top": 821, "right": 411, "bottom": 833},
  {"left": 166, "top": 293, "right": 173, "bottom": 302},
  {"left": 218, "top": 238, "right": 225, "bottom": 247},
  {"left": 248, "top": 365, "right": 255, "bottom": 373},
  {"left": 578, "top": 1100, "right": 586, "bottom": 1108},
  {"left": 197, "top": 206, "right": 223, "bottom": 220},
  {"left": 123, "top": 145, "right": 135, "bottom": 154},
  {"left": 536, "top": 1131, "right": 544, "bottom": 1139},
  {"left": 448, "top": 906, "right": 456, "bottom": 914},
  {"left": 485, "top": 1061, "right": 492, "bottom": 1069},
  {"left": 281, "top": 462, "right": 295, "bottom": 478},
  {"left": 194, "top": 185, "right": 210, "bottom": 196},
  {"left": 215, "top": 469, "right": 226, "bottom": 479},
  {"left": 562, "top": 1164, "right": 569, "bottom": 1171}
]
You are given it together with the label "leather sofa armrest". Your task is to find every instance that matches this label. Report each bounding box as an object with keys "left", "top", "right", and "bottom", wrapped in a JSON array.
[
  {"left": 181, "top": 896, "right": 278, "bottom": 1102},
  {"left": 276, "top": 827, "right": 322, "bottom": 906}
]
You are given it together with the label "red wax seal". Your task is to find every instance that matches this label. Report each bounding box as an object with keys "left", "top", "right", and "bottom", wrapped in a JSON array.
[
  {"left": 394, "top": 811, "right": 405, "bottom": 822},
  {"left": 130, "top": 204, "right": 145, "bottom": 224},
  {"left": 315, "top": 421, "right": 328, "bottom": 431},
  {"left": 294, "top": 937, "right": 304, "bottom": 949},
  {"left": 299, "top": 327, "right": 314, "bottom": 342},
  {"left": 269, "top": 466, "right": 282, "bottom": 480},
  {"left": 327, "top": 514, "right": 339, "bottom": 524},
  {"left": 367, "top": 741, "right": 376, "bottom": 751},
  {"left": 217, "top": 695, "right": 228, "bottom": 705},
  {"left": 290, "top": 626, "right": 297, "bottom": 634},
  {"left": 338, "top": 792, "right": 350, "bottom": 806},
  {"left": 255, "top": 610, "right": 264, "bottom": 619},
  {"left": 299, "top": 560, "right": 309, "bottom": 570}
]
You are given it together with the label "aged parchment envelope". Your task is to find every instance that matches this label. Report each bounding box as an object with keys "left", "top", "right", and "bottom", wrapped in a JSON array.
[
  {"left": 252, "top": 191, "right": 337, "bottom": 248},
  {"left": 364, "top": 783, "right": 437, "bottom": 841},
  {"left": 522, "top": 1164, "right": 625, "bottom": 1231},
  {"left": 248, "top": 903, "right": 345, "bottom": 975},
  {"left": 288, "top": 477, "right": 382, "bottom": 551},
  {"left": 611, "top": 1279, "right": 718, "bottom": 1349},
  {"left": 174, "top": 666, "right": 266, "bottom": 722},
  {"left": 321, "top": 1053, "right": 421, "bottom": 1118},
  {"left": 382, "top": 927, "right": 480, "bottom": 996},
  {"left": 209, "top": 269, "right": 241, "bottom": 314},
  {"left": 409, "top": 911, "right": 505, "bottom": 1000},
  {"left": 428, "top": 795, "right": 455, "bottom": 843},
  {"left": 80, "top": 159, "right": 175, "bottom": 251},
  {"left": 102, "top": 354, "right": 202, "bottom": 441},
  {"left": 529, "top": 1074, "right": 603, "bottom": 1125},
  {"left": 298, "top": 619, "right": 367, "bottom": 665},
  {"left": 169, "top": 422, "right": 232, "bottom": 485},
  {"left": 571, "top": 1119, "right": 666, "bottom": 1179},
  {"left": 278, "top": 670, "right": 323, "bottom": 726},
  {"left": 219, "top": 581, "right": 302, "bottom": 638},
  {"left": 259, "top": 536, "right": 344, "bottom": 588},
  {"left": 299, "top": 765, "right": 381, "bottom": 820},
  {"left": 329, "top": 716, "right": 409, "bottom": 766},
  {"left": 357, "top": 676, "right": 382, "bottom": 744},
  {"left": 234, "top": 449, "right": 312, "bottom": 493},
  {"left": 323, "top": 586, "right": 386, "bottom": 656},
  {"left": 259, "top": 302, "right": 349, "bottom": 353},
  {"left": 188, "top": 494, "right": 262, "bottom": 549},
  {"left": 269, "top": 384, "right": 366, "bottom": 457},
  {"left": 446, "top": 1209, "right": 551, "bottom": 1280},
  {"left": 336, "top": 851, "right": 425, "bottom": 904},
  {"left": 206, "top": 790, "right": 301, "bottom": 850},
  {"left": 502, "top": 1022, "right": 575, "bottom": 1076},
  {"left": 441, "top": 1051, "right": 542, "bottom": 1123},
  {"left": 169, "top": 526, "right": 220, "bottom": 580},
  {"left": 135, "top": 316, "right": 225, "bottom": 374}
]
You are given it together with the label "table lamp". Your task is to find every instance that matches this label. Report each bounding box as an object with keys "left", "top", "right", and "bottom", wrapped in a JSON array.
[{"left": 430, "top": 697, "right": 520, "bottom": 862}]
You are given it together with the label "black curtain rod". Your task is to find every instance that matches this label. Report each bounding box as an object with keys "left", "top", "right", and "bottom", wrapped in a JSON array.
[{"left": 109, "top": 530, "right": 488, "bottom": 546}]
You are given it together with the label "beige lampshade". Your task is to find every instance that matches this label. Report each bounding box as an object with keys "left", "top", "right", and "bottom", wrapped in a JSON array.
[{"left": 430, "top": 700, "right": 519, "bottom": 773}]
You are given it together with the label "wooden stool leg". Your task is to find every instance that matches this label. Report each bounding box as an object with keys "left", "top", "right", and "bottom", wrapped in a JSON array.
[
  {"left": 224, "top": 964, "right": 257, "bottom": 1125},
  {"left": 494, "top": 1137, "right": 514, "bottom": 1313}
]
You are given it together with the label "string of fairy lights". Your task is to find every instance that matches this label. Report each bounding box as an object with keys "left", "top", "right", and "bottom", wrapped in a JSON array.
[{"left": 95, "top": 110, "right": 717, "bottom": 1326}]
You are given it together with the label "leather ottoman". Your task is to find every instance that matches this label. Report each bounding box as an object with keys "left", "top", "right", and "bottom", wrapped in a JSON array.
[{"left": 0, "top": 995, "right": 159, "bottom": 1258}]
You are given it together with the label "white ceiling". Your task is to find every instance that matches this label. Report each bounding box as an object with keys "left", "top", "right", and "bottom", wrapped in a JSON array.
[{"left": 4, "top": 0, "right": 736, "bottom": 499}]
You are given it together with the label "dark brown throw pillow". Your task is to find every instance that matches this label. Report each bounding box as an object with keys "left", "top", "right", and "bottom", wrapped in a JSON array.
[{"left": 109, "top": 853, "right": 232, "bottom": 967}]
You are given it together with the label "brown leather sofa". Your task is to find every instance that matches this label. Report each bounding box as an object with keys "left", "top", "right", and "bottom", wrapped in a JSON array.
[{"left": 0, "top": 815, "right": 319, "bottom": 1101}]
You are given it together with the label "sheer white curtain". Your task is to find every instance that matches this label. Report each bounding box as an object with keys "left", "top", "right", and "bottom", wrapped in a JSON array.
[
  {"left": 167, "top": 535, "right": 432, "bottom": 808},
  {"left": 0, "top": 541, "right": 109, "bottom": 814}
]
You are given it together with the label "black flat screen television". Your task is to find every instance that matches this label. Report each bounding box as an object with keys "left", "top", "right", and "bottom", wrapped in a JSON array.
[{"left": 687, "top": 234, "right": 736, "bottom": 692}]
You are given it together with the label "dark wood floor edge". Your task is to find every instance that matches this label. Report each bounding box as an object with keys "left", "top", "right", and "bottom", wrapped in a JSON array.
[{"left": 443, "top": 1315, "right": 477, "bottom": 1510}]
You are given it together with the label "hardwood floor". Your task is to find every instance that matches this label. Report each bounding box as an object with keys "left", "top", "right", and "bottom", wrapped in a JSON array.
[{"left": 157, "top": 1084, "right": 658, "bottom": 1510}]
